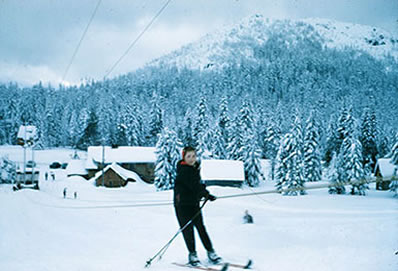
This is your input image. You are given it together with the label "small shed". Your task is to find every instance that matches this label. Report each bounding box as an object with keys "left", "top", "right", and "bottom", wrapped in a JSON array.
[
  {"left": 66, "top": 159, "right": 88, "bottom": 179},
  {"left": 374, "top": 158, "right": 397, "bottom": 190},
  {"left": 92, "top": 162, "right": 144, "bottom": 188},
  {"left": 201, "top": 159, "right": 244, "bottom": 187},
  {"left": 16, "top": 168, "right": 39, "bottom": 185}
]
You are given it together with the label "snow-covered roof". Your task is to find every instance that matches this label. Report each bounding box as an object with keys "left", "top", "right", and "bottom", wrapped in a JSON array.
[
  {"left": 91, "top": 162, "right": 145, "bottom": 183},
  {"left": 85, "top": 158, "right": 97, "bottom": 170},
  {"left": 375, "top": 158, "right": 397, "bottom": 178},
  {"left": 200, "top": 159, "right": 244, "bottom": 181},
  {"left": 66, "top": 159, "right": 88, "bottom": 176},
  {"left": 17, "top": 125, "right": 37, "bottom": 140},
  {"left": 87, "top": 146, "right": 156, "bottom": 164}
]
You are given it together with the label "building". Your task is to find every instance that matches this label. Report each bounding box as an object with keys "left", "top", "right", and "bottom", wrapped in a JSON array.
[
  {"left": 374, "top": 158, "right": 397, "bottom": 190},
  {"left": 86, "top": 146, "right": 156, "bottom": 183},
  {"left": 91, "top": 162, "right": 145, "bottom": 188},
  {"left": 66, "top": 159, "right": 88, "bottom": 179},
  {"left": 200, "top": 159, "right": 244, "bottom": 187}
]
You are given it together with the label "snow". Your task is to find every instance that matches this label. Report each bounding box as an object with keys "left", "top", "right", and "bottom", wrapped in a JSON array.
[
  {"left": 201, "top": 159, "right": 244, "bottom": 181},
  {"left": 0, "top": 147, "right": 397, "bottom": 271},
  {"left": 87, "top": 146, "right": 156, "bottom": 164}
]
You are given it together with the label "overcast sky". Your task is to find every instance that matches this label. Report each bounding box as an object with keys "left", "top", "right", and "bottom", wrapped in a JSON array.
[{"left": 0, "top": 0, "right": 397, "bottom": 86}]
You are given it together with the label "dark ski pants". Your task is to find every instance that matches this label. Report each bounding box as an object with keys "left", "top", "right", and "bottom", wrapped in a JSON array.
[{"left": 175, "top": 204, "right": 213, "bottom": 253}]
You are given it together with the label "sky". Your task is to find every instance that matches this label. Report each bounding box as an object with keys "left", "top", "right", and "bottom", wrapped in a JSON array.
[{"left": 0, "top": 0, "right": 397, "bottom": 87}]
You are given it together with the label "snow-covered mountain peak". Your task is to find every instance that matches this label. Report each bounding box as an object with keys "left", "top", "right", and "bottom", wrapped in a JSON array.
[{"left": 148, "top": 15, "right": 398, "bottom": 71}]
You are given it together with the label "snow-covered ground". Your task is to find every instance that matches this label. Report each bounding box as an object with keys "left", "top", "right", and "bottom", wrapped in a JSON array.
[{"left": 0, "top": 147, "right": 397, "bottom": 271}]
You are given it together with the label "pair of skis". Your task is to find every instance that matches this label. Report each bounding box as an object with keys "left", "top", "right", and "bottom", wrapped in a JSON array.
[{"left": 173, "top": 259, "right": 253, "bottom": 271}]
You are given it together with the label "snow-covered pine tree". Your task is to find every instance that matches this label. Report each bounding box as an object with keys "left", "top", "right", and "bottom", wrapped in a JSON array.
[
  {"left": 242, "top": 132, "right": 262, "bottom": 187},
  {"left": 148, "top": 94, "right": 163, "bottom": 146},
  {"left": 211, "top": 126, "right": 226, "bottom": 159},
  {"left": 342, "top": 136, "right": 368, "bottom": 195},
  {"left": 264, "top": 120, "right": 281, "bottom": 180},
  {"left": 389, "top": 135, "right": 398, "bottom": 195},
  {"left": 196, "top": 128, "right": 213, "bottom": 160},
  {"left": 217, "top": 96, "right": 230, "bottom": 158},
  {"left": 0, "top": 156, "right": 16, "bottom": 184},
  {"left": 360, "top": 108, "right": 378, "bottom": 170},
  {"left": 303, "top": 111, "right": 322, "bottom": 182},
  {"left": 124, "top": 104, "right": 140, "bottom": 146},
  {"left": 275, "top": 133, "right": 305, "bottom": 196},
  {"left": 227, "top": 115, "right": 244, "bottom": 160},
  {"left": 328, "top": 150, "right": 347, "bottom": 194},
  {"left": 291, "top": 114, "right": 306, "bottom": 193},
  {"left": 154, "top": 128, "right": 181, "bottom": 191},
  {"left": 192, "top": 96, "right": 209, "bottom": 147},
  {"left": 180, "top": 109, "right": 195, "bottom": 147}
]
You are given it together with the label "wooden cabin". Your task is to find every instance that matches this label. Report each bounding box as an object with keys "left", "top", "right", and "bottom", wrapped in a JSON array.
[{"left": 374, "top": 158, "right": 397, "bottom": 190}]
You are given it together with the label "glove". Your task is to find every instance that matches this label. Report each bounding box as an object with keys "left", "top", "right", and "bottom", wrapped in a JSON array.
[{"left": 207, "top": 194, "right": 217, "bottom": 201}]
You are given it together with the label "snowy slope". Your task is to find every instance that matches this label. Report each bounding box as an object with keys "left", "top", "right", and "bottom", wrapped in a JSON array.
[
  {"left": 148, "top": 15, "right": 398, "bottom": 71},
  {"left": 1, "top": 147, "right": 397, "bottom": 271}
]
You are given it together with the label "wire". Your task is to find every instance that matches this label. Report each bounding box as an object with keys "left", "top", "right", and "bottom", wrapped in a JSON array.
[
  {"left": 62, "top": 0, "right": 102, "bottom": 81},
  {"left": 104, "top": 0, "right": 173, "bottom": 78}
]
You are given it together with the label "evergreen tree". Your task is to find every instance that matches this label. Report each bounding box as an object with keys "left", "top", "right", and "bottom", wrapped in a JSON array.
[
  {"left": 303, "top": 112, "right": 322, "bottom": 182},
  {"left": 360, "top": 108, "right": 378, "bottom": 170},
  {"left": 148, "top": 94, "right": 163, "bottom": 146},
  {"left": 264, "top": 120, "right": 281, "bottom": 180},
  {"left": 328, "top": 151, "right": 347, "bottom": 194},
  {"left": 192, "top": 96, "right": 209, "bottom": 146},
  {"left": 180, "top": 109, "right": 195, "bottom": 147},
  {"left": 227, "top": 115, "right": 244, "bottom": 160},
  {"left": 275, "top": 133, "right": 305, "bottom": 196},
  {"left": 242, "top": 133, "right": 262, "bottom": 187},
  {"left": 0, "top": 156, "right": 16, "bottom": 184},
  {"left": 389, "top": 135, "right": 398, "bottom": 195},
  {"left": 211, "top": 126, "right": 227, "bottom": 159},
  {"left": 217, "top": 96, "right": 230, "bottom": 158},
  {"left": 124, "top": 104, "right": 140, "bottom": 146},
  {"left": 154, "top": 128, "right": 181, "bottom": 191},
  {"left": 343, "top": 136, "right": 368, "bottom": 195}
]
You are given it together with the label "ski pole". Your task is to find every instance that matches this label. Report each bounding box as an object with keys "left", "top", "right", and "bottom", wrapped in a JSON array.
[{"left": 145, "top": 198, "right": 209, "bottom": 268}]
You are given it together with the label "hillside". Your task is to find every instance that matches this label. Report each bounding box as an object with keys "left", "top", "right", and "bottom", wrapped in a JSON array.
[{"left": 148, "top": 15, "right": 398, "bottom": 70}]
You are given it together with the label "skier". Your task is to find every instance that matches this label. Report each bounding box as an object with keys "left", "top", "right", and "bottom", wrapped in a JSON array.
[
  {"left": 243, "top": 210, "right": 253, "bottom": 224},
  {"left": 63, "top": 187, "right": 67, "bottom": 198},
  {"left": 174, "top": 146, "right": 221, "bottom": 266}
]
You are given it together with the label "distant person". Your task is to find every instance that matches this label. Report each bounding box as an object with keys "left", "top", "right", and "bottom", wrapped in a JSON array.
[
  {"left": 173, "top": 146, "right": 221, "bottom": 266},
  {"left": 45, "top": 171, "right": 48, "bottom": 181},
  {"left": 63, "top": 187, "right": 67, "bottom": 199},
  {"left": 243, "top": 210, "right": 253, "bottom": 224},
  {"left": 51, "top": 171, "right": 55, "bottom": 181},
  {"left": 74, "top": 191, "right": 77, "bottom": 199}
]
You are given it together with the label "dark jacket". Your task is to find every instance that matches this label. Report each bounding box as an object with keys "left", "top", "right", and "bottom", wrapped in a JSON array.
[{"left": 174, "top": 160, "right": 209, "bottom": 207}]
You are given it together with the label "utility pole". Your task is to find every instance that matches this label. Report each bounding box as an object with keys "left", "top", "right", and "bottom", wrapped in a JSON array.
[{"left": 102, "top": 138, "right": 105, "bottom": 187}]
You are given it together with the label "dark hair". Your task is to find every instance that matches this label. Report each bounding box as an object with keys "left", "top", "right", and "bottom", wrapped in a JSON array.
[{"left": 182, "top": 146, "right": 196, "bottom": 158}]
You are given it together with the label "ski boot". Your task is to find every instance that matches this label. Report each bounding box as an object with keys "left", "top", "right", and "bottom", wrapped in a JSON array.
[
  {"left": 188, "top": 251, "right": 200, "bottom": 267},
  {"left": 207, "top": 250, "right": 222, "bottom": 264}
]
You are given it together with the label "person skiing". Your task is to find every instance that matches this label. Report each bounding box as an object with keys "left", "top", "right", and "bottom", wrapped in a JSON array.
[
  {"left": 174, "top": 146, "right": 221, "bottom": 266},
  {"left": 243, "top": 210, "right": 254, "bottom": 224}
]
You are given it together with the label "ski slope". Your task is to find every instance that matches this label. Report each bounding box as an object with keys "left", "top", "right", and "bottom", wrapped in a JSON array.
[{"left": 0, "top": 147, "right": 397, "bottom": 271}]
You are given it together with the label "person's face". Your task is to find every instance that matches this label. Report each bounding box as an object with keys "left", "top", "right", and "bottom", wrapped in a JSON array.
[{"left": 184, "top": 151, "right": 197, "bottom": 166}]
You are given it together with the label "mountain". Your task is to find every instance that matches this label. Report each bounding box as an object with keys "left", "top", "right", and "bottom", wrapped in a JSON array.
[{"left": 147, "top": 14, "right": 398, "bottom": 70}]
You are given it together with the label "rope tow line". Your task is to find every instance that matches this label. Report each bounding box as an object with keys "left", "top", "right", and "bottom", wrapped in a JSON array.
[
  {"left": 218, "top": 177, "right": 395, "bottom": 199},
  {"left": 24, "top": 177, "right": 394, "bottom": 210}
]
